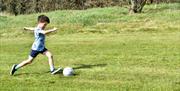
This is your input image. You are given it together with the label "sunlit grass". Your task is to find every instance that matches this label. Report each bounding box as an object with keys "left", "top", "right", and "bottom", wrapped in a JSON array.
[{"left": 0, "top": 3, "right": 180, "bottom": 91}]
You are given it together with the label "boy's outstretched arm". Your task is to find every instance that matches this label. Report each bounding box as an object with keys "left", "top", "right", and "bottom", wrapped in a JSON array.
[
  {"left": 40, "top": 28, "right": 57, "bottom": 35},
  {"left": 24, "top": 27, "right": 35, "bottom": 31}
]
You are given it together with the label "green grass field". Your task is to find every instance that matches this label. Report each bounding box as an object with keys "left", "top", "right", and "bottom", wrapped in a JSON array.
[{"left": 0, "top": 3, "right": 180, "bottom": 91}]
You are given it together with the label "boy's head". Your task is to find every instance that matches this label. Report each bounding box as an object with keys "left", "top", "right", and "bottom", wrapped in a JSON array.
[
  {"left": 37, "top": 15, "right": 50, "bottom": 29},
  {"left": 38, "top": 15, "right": 50, "bottom": 23}
]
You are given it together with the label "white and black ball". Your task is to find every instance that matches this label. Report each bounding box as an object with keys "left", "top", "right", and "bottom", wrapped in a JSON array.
[{"left": 63, "top": 67, "right": 74, "bottom": 76}]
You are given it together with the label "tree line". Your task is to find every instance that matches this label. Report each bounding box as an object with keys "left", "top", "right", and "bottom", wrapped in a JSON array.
[{"left": 0, "top": 0, "right": 179, "bottom": 15}]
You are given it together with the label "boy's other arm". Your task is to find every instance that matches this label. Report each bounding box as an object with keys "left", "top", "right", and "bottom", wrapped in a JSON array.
[
  {"left": 24, "top": 27, "right": 35, "bottom": 31},
  {"left": 40, "top": 28, "right": 57, "bottom": 35}
]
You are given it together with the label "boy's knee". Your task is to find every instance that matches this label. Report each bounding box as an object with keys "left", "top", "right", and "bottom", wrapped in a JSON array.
[
  {"left": 27, "top": 60, "right": 32, "bottom": 64},
  {"left": 48, "top": 54, "right": 53, "bottom": 58},
  {"left": 26, "top": 58, "right": 33, "bottom": 64},
  {"left": 46, "top": 52, "right": 53, "bottom": 58}
]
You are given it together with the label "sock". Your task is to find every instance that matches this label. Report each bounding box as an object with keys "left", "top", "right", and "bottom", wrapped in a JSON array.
[
  {"left": 15, "top": 64, "right": 21, "bottom": 70},
  {"left": 50, "top": 65, "right": 55, "bottom": 72}
]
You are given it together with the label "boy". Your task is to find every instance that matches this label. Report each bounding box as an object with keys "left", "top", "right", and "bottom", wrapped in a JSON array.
[{"left": 10, "top": 15, "right": 62, "bottom": 75}]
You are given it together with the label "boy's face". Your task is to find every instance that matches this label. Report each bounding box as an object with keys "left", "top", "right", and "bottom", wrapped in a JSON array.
[
  {"left": 42, "top": 22, "right": 48, "bottom": 29},
  {"left": 38, "top": 22, "right": 48, "bottom": 29}
]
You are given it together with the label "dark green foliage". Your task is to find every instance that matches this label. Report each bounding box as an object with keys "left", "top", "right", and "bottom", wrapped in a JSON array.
[
  {"left": 0, "top": 0, "right": 179, "bottom": 15},
  {"left": 0, "top": 0, "right": 6, "bottom": 12}
]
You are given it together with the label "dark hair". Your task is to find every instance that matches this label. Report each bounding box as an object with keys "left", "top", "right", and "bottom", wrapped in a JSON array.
[{"left": 38, "top": 15, "right": 50, "bottom": 23}]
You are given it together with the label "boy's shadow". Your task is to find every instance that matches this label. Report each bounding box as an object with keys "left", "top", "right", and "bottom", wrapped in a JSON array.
[
  {"left": 73, "top": 63, "right": 107, "bottom": 70},
  {"left": 14, "top": 63, "right": 107, "bottom": 76},
  {"left": 14, "top": 72, "right": 42, "bottom": 76}
]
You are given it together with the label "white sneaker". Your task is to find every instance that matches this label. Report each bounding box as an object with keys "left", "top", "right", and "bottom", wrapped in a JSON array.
[{"left": 51, "top": 67, "right": 63, "bottom": 75}]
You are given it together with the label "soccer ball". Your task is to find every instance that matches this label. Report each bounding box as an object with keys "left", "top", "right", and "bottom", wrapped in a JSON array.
[{"left": 63, "top": 67, "right": 74, "bottom": 76}]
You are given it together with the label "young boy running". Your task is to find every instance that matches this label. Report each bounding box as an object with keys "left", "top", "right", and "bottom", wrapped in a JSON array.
[{"left": 10, "top": 15, "right": 62, "bottom": 75}]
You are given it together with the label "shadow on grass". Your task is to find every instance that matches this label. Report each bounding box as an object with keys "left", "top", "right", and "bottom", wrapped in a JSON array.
[
  {"left": 14, "top": 72, "right": 49, "bottom": 76},
  {"left": 14, "top": 64, "right": 107, "bottom": 76},
  {"left": 73, "top": 63, "right": 107, "bottom": 70}
]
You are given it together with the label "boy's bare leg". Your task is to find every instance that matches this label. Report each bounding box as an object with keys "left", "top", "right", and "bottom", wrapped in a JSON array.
[
  {"left": 44, "top": 50, "right": 62, "bottom": 74},
  {"left": 44, "top": 51, "right": 55, "bottom": 72},
  {"left": 15, "top": 56, "right": 34, "bottom": 69},
  {"left": 10, "top": 56, "right": 34, "bottom": 75}
]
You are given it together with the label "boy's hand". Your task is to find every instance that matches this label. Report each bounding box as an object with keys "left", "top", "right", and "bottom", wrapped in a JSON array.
[
  {"left": 24, "top": 27, "right": 34, "bottom": 31},
  {"left": 53, "top": 27, "right": 57, "bottom": 30},
  {"left": 24, "top": 27, "right": 28, "bottom": 30},
  {"left": 41, "top": 27, "right": 58, "bottom": 35},
  {"left": 51, "top": 27, "right": 57, "bottom": 32}
]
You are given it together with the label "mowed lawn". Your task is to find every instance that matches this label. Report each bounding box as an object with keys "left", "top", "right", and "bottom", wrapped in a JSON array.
[{"left": 0, "top": 3, "right": 180, "bottom": 91}]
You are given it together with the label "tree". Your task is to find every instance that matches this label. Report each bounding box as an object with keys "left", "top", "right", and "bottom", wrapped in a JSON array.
[
  {"left": 130, "top": 0, "right": 147, "bottom": 13},
  {"left": 0, "top": 0, "right": 6, "bottom": 12},
  {"left": 150, "top": 0, "right": 153, "bottom": 3}
]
